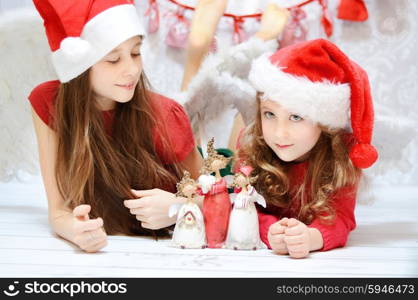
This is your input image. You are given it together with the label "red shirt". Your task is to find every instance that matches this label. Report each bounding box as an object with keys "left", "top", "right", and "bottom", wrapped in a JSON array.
[
  {"left": 28, "top": 80, "right": 195, "bottom": 163},
  {"left": 257, "top": 161, "right": 358, "bottom": 252},
  {"left": 235, "top": 129, "right": 358, "bottom": 252}
]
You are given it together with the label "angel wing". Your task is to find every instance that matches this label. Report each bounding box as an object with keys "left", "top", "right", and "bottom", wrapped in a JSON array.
[
  {"left": 252, "top": 188, "right": 266, "bottom": 208},
  {"left": 168, "top": 203, "right": 182, "bottom": 218},
  {"left": 0, "top": 7, "right": 57, "bottom": 182},
  {"left": 182, "top": 38, "right": 278, "bottom": 139}
]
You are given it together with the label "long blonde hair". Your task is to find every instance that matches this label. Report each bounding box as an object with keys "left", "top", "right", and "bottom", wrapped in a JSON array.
[
  {"left": 238, "top": 97, "right": 361, "bottom": 224},
  {"left": 54, "top": 71, "right": 182, "bottom": 236}
]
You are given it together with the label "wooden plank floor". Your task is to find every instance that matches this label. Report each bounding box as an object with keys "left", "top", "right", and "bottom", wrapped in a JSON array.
[{"left": 1, "top": 176, "right": 417, "bottom": 278}]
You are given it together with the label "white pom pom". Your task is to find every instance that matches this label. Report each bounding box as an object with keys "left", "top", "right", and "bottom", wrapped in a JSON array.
[
  {"left": 198, "top": 174, "right": 216, "bottom": 194},
  {"left": 60, "top": 37, "right": 91, "bottom": 62}
]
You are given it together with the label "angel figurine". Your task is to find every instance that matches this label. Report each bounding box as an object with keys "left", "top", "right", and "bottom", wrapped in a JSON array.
[
  {"left": 225, "top": 165, "right": 267, "bottom": 250},
  {"left": 168, "top": 171, "right": 206, "bottom": 249},
  {"left": 198, "top": 138, "right": 232, "bottom": 248}
]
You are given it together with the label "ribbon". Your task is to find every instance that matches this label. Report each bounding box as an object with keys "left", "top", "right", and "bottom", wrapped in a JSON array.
[
  {"left": 232, "top": 16, "right": 247, "bottom": 45},
  {"left": 319, "top": 0, "right": 333, "bottom": 37}
]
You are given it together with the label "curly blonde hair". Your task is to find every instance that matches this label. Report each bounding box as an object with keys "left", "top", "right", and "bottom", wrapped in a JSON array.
[
  {"left": 238, "top": 97, "right": 362, "bottom": 225},
  {"left": 175, "top": 171, "right": 197, "bottom": 198},
  {"left": 230, "top": 172, "right": 258, "bottom": 189}
]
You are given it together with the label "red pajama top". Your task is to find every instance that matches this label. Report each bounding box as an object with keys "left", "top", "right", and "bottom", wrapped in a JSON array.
[
  {"left": 236, "top": 130, "right": 358, "bottom": 252},
  {"left": 28, "top": 80, "right": 195, "bottom": 164},
  {"left": 257, "top": 161, "right": 358, "bottom": 251}
]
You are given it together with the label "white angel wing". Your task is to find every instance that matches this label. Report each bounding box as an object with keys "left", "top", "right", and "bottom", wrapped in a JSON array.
[
  {"left": 229, "top": 192, "right": 237, "bottom": 204},
  {"left": 168, "top": 203, "right": 182, "bottom": 218},
  {"left": 252, "top": 189, "right": 267, "bottom": 208},
  {"left": 183, "top": 38, "right": 278, "bottom": 136},
  {"left": 0, "top": 7, "right": 57, "bottom": 182}
]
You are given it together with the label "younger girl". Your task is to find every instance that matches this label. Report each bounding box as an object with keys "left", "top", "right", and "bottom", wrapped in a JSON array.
[
  {"left": 29, "top": 0, "right": 201, "bottom": 253},
  {"left": 238, "top": 38, "right": 378, "bottom": 258}
]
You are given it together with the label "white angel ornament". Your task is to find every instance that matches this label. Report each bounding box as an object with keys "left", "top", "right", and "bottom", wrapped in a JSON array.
[
  {"left": 168, "top": 171, "right": 206, "bottom": 249},
  {"left": 225, "top": 166, "right": 267, "bottom": 250}
]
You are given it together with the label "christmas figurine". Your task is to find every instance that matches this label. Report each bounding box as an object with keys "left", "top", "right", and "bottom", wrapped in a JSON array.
[
  {"left": 168, "top": 171, "right": 206, "bottom": 249},
  {"left": 198, "top": 138, "right": 232, "bottom": 248},
  {"left": 225, "top": 166, "right": 267, "bottom": 250}
]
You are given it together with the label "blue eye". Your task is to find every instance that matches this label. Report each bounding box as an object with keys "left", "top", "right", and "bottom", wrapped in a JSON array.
[
  {"left": 263, "top": 111, "right": 275, "bottom": 119},
  {"left": 290, "top": 114, "right": 303, "bottom": 121}
]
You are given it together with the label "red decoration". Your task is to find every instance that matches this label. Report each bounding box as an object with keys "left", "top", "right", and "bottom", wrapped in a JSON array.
[
  {"left": 144, "top": 0, "right": 368, "bottom": 44},
  {"left": 279, "top": 7, "right": 308, "bottom": 47},
  {"left": 319, "top": 0, "right": 333, "bottom": 37},
  {"left": 202, "top": 178, "right": 231, "bottom": 248},
  {"left": 232, "top": 16, "right": 247, "bottom": 45},
  {"left": 337, "top": 0, "right": 368, "bottom": 21},
  {"left": 165, "top": 7, "right": 190, "bottom": 49},
  {"left": 163, "top": 0, "right": 316, "bottom": 44}
]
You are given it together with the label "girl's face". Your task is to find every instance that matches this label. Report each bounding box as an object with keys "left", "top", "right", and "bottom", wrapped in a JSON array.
[
  {"left": 260, "top": 100, "right": 321, "bottom": 162},
  {"left": 90, "top": 36, "right": 143, "bottom": 111}
]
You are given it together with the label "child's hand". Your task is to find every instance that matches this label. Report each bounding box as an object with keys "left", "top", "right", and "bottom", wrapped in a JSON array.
[
  {"left": 267, "top": 218, "right": 289, "bottom": 254},
  {"left": 124, "top": 189, "right": 179, "bottom": 230},
  {"left": 255, "top": 3, "right": 290, "bottom": 41},
  {"left": 72, "top": 205, "right": 107, "bottom": 253},
  {"left": 283, "top": 218, "right": 310, "bottom": 259}
]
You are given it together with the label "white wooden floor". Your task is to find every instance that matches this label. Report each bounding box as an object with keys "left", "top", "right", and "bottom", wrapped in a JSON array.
[{"left": 1, "top": 176, "right": 417, "bottom": 278}]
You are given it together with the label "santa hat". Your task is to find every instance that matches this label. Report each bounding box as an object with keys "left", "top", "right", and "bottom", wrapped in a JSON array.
[
  {"left": 33, "top": 0, "right": 145, "bottom": 83},
  {"left": 249, "top": 38, "right": 378, "bottom": 169}
]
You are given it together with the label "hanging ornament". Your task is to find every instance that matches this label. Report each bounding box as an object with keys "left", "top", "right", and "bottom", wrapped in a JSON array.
[
  {"left": 150, "top": 0, "right": 366, "bottom": 47},
  {"left": 337, "top": 0, "right": 368, "bottom": 21},
  {"left": 165, "top": 7, "right": 190, "bottom": 49},
  {"left": 279, "top": 7, "right": 308, "bottom": 47},
  {"left": 145, "top": 0, "right": 160, "bottom": 33},
  {"left": 319, "top": 0, "right": 333, "bottom": 37}
]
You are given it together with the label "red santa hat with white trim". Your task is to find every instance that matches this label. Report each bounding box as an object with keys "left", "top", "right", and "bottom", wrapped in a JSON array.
[
  {"left": 249, "top": 38, "right": 378, "bottom": 169},
  {"left": 33, "top": 0, "right": 145, "bottom": 83}
]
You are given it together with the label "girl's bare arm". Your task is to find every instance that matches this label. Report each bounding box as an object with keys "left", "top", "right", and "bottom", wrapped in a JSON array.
[{"left": 31, "top": 109, "right": 106, "bottom": 252}]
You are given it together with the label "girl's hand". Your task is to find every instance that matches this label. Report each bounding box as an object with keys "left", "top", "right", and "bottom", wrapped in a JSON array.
[
  {"left": 267, "top": 218, "right": 289, "bottom": 255},
  {"left": 72, "top": 205, "right": 107, "bottom": 253},
  {"left": 255, "top": 3, "right": 290, "bottom": 41},
  {"left": 124, "top": 189, "right": 181, "bottom": 230},
  {"left": 283, "top": 218, "right": 310, "bottom": 259}
]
